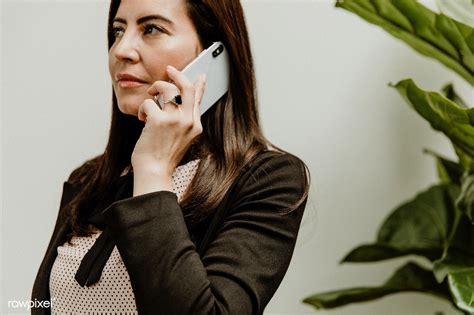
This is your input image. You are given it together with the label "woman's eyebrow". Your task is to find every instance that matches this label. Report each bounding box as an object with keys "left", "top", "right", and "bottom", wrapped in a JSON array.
[{"left": 113, "top": 14, "right": 174, "bottom": 26}]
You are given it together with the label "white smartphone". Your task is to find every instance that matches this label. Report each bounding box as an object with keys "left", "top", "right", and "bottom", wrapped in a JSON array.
[{"left": 181, "top": 41, "right": 230, "bottom": 115}]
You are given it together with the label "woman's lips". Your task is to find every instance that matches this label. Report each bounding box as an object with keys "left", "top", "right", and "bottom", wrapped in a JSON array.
[
  {"left": 116, "top": 73, "right": 148, "bottom": 88},
  {"left": 118, "top": 80, "right": 147, "bottom": 88}
]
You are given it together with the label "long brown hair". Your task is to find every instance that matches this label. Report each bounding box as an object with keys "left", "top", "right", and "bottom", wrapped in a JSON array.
[{"left": 65, "top": 0, "right": 310, "bottom": 244}]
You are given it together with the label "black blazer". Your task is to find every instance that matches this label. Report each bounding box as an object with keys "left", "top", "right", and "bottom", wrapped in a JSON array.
[{"left": 31, "top": 150, "right": 309, "bottom": 314}]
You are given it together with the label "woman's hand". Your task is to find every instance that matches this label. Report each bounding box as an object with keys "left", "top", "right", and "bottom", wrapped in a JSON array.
[{"left": 131, "top": 65, "right": 206, "bottom": 179}]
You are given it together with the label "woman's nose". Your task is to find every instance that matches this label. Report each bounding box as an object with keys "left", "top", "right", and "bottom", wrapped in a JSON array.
[{"left": 113, "top": 32, "right": 140, "bottom": 63}]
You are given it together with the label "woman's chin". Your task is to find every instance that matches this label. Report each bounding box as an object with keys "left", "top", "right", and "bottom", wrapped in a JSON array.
[{"left": 117, "top": 101, "right": 140, "bottom": 117}]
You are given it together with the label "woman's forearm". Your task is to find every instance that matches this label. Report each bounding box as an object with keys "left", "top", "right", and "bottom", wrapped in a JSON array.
[{"left": 133, "top": 171, "right": 173, "bottom": 197}]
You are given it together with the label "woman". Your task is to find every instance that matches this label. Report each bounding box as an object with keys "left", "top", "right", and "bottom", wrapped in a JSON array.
[{"left": 31, "top": 0, "right": 310, "bottom": 314}]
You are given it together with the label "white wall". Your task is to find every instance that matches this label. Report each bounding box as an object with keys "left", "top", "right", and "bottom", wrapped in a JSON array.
[{"left": 1, "top": 0, "right": 471, "bottom": 314}]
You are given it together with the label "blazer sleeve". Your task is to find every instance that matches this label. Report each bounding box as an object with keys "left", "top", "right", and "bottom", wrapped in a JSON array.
[{"left": 100, "top": 153, "right": 309, "bottom": 315}]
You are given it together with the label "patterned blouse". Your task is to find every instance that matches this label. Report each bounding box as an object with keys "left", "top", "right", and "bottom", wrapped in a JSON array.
[{"left": 49, "top": 159, "right": 200, "bottom": 314}]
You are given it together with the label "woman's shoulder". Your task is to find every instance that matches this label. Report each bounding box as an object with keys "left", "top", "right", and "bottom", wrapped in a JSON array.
[
  {"left": 244, "top": 148, "right": 307, "bottom": 178},
  {"left": 223, "top": 148, "right": 310, "bottom": 217},
  {"left": 235, "top": 148, "right": 309, "bottom": 197}
]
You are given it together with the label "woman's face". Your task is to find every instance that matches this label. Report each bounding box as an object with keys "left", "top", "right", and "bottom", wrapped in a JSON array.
[{"left": 108, "top": 0, "right": 203, "bottom": 117}]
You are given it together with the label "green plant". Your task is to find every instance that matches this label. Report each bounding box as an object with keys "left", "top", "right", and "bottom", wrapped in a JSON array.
[{"left": 303, "top": 0, "right": 474, "bottom": 314}]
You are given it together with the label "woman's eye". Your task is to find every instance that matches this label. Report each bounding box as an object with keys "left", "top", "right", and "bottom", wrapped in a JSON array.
[
  {"left": 144, "top": 24, "right": 165, "bottom": 35},
  {"left": 112, "top": 26, "right": 124, "bottom": 38}
]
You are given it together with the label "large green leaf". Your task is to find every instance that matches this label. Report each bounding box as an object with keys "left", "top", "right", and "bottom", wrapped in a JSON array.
[
  {"left": 448, "top": 267, "right": 474, "bottom": 313},
  {"left": 342, "top": 184, "right": 460, "bottom": 263},
  {"left": 302, "top": 262, "right": 451, "bottom": 309},
  {"left": 335, "top": 0, "right": 474, "bottom": 85},
  {"left": 391, "top": 79, "right": 474, "bottom": 158},
  {"left": 341, "top": 243, "right": 414, "bottom": 262}
]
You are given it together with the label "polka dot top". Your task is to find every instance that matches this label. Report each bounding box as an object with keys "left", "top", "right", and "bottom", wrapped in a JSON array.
[{"left": 49, "top": 159, "right": 200, "bottom": 314}]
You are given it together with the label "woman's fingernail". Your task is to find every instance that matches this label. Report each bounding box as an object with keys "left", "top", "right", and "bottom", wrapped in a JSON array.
[
  {"left": 201, "top": 74, "right": 207, "bottom": 83},
  {"left": 167, "top": 65, "right": 175, "bottom": 72}
]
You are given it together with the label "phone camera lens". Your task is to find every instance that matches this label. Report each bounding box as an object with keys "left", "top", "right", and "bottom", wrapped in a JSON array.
[{"left": 212, "top": 45, "right": 224, "bottom": 58}]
